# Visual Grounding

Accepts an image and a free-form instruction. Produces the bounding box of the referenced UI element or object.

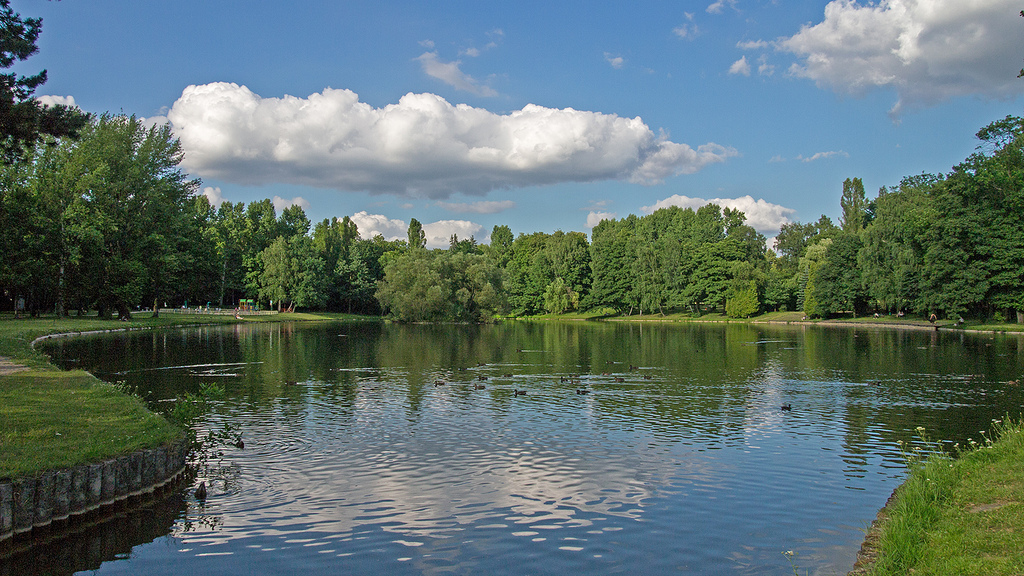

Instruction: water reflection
[20,322,1024,575]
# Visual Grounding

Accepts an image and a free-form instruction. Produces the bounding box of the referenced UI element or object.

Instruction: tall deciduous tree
[839,177,869,233]
[407,218,426,250]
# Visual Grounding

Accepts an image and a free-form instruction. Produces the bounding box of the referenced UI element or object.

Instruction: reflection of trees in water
[0,486,188,576]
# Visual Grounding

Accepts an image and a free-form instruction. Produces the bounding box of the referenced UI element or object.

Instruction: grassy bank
[854,418,1024,576]
[0,311,376,480]
[526,308,1024,333]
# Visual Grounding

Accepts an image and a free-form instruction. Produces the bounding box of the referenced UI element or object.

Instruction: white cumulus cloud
[641,194,796,234]
[350,211,407,242]
[776,0,1024,116]
[422,220,484,249]
[729,56,751,76]
[35,94,77,108]
[271,195,310,213]
[586,211,617,228]
[167,82,737,198]
[202,186,228,206]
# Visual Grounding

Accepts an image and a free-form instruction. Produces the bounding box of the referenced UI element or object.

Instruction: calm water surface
[17,321,1024,575]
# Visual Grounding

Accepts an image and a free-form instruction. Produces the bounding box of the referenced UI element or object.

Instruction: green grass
[0,310,379,480]
[527,308,1024,332]
[864,418,1024,576]
[0,369,181,480]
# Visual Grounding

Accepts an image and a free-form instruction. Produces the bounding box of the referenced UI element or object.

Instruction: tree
[859,175,937,314]
[839,177,869,233]
[488,224,513,267]
[543,276,579,315]
[243,199,280,296]
[278,204,310,238]
[212,201,251,307]
[56,115,201,318]
[375,250,504,322]
[725,280,759,318]
[587,217,634,312]
[725,260,761,318]
[258,235,329,311]
[811,233,866,317]
[407,218,426,250]
[258,237,290,310]
[1,0,89,161]
[798,239,831,317]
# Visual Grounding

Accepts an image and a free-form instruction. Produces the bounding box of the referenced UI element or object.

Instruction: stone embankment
[0,439,188,543]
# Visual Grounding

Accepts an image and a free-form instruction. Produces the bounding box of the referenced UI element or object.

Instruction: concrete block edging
[0,437,188,543]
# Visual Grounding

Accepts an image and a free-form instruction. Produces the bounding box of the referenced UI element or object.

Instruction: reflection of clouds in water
[187,375,725,547]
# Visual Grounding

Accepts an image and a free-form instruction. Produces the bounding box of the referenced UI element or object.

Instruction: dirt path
[0,356,29,376]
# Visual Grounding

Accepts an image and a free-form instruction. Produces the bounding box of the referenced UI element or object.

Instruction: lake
[16,320,1024,575]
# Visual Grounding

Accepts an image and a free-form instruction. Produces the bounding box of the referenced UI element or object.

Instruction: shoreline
[1,312,373,546]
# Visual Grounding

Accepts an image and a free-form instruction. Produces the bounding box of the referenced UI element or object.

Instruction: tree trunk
[117,302,133,321]
[152,296,160,318]
[219,258,227,307]
[1017,310,1023,324]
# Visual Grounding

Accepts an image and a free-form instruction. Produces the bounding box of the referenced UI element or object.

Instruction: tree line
[2,111,1022,323]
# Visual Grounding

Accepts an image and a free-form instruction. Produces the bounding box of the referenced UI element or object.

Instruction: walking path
[0,357,28,376]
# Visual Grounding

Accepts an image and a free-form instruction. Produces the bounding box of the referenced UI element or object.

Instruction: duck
[474,383,486,390]
[233,438,244,449]
[194,481,207,500]
[780,403,792,411]
[576,389,589,395]
[478,375,488,381]
[614,377,625,383]
[434,380,446,386]
[514,389,527,396]
[643,374,653,380]
[503,373,513,378]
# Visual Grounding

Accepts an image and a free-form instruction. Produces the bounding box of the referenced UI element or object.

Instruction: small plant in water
[781,550,806,576]
[169,382,240,460]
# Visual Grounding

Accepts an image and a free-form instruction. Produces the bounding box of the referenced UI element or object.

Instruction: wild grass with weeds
[866,417,1024,576]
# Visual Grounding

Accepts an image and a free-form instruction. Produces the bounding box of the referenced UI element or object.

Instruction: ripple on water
[34,321,1022,576]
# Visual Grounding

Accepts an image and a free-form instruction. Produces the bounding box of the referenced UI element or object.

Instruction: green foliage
[867,419,1024,576]
[1,0,90,161]
[543,276,579,314]
[258,235,330,311]
[859,175,938,314]
[725,279,759,318]
[810,233,865,317]
[488,224,513,267]
[407,217,426,250]
[840,177,869,233]
[2,106,1023,324]
[375,249,505,322]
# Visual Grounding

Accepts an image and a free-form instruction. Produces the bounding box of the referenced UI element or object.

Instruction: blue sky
[22,0,1024,247]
